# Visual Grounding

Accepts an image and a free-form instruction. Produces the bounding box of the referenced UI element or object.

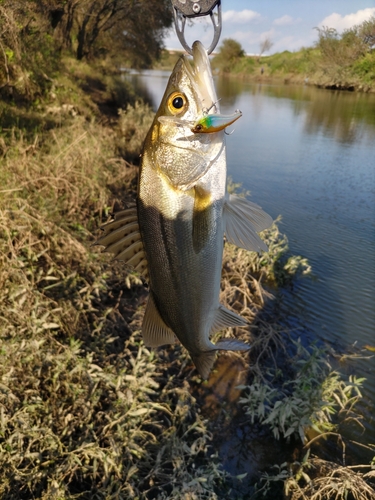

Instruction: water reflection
[216,77,375,145]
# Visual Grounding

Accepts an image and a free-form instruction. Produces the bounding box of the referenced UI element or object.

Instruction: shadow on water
[192,353,298,498]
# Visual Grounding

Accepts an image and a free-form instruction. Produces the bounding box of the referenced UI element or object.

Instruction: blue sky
[165,1,375,54]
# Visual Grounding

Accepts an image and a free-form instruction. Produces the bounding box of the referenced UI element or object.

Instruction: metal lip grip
[171,0,222,55]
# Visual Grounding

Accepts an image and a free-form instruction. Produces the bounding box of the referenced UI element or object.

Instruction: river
[124,69,375,475]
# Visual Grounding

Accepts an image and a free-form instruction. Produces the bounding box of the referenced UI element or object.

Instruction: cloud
[273,15,301,26]
[319,7,375,32]
[222,10,261,24]
[272,33,316,53]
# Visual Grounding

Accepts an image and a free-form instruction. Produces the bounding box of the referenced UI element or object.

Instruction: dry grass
[285,457,375,500]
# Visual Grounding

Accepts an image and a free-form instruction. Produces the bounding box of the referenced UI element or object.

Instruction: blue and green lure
[191,109,242,134]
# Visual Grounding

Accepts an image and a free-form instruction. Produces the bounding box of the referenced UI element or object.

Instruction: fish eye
[168,92,187,114]
[173,96,184,108]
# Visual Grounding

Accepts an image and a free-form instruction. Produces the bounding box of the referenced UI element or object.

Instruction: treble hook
[171,0,222,55]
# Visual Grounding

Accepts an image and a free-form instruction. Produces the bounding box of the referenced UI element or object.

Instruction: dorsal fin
[95,208,149,280]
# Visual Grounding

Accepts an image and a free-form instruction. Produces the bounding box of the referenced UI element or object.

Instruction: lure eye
[167,92,187,114]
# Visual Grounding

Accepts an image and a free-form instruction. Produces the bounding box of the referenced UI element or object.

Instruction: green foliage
[212,38,246,73]
[239,340,365,443]
[353,51,375,83]
[264,48,320,75]
[358,15,375,48]
[0,2,60,100]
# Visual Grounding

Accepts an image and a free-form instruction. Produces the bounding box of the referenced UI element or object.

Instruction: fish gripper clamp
[171,0,222,55]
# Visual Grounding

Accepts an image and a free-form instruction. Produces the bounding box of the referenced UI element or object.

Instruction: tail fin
[190,340,250,380]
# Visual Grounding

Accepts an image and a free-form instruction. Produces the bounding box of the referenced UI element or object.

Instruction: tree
[0,0,173,100]
[212,38,245,73]
[52,0,173,65]
[315,25,368,67]
[358,15,375,48]
[258,37,273,61]
[0,1,60,98]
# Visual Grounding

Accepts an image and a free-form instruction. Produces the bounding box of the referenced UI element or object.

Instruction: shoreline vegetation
[156,18,375,93]
[1,3,374,499]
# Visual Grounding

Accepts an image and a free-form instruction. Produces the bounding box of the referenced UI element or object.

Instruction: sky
[165,1,375,54]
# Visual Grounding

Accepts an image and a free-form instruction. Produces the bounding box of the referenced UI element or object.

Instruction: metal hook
[172,1,222,55]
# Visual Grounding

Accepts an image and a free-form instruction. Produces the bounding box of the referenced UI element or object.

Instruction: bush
[212,38,246,73]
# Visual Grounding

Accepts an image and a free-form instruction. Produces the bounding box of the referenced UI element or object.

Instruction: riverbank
[1,57,374,499]
[155,47,375,93]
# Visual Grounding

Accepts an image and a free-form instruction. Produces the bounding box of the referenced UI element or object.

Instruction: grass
[0,58,374,499]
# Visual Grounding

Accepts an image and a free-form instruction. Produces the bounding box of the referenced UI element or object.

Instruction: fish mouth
[189,41,218,114]
[159,41,242,134]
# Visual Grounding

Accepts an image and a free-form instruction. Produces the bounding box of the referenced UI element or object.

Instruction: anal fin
[190,351,217,380]
[210,305,249,334]
[142,293,176,348]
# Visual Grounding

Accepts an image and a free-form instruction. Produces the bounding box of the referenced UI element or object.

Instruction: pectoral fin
[142,293,176,347]
[223,194,273,252]
[210,305,249,334]
[192,185,213,254]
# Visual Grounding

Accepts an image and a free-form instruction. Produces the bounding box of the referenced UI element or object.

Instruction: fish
[96,41,272,379]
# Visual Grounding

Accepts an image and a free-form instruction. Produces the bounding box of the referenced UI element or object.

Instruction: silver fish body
[97,41,272,379]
